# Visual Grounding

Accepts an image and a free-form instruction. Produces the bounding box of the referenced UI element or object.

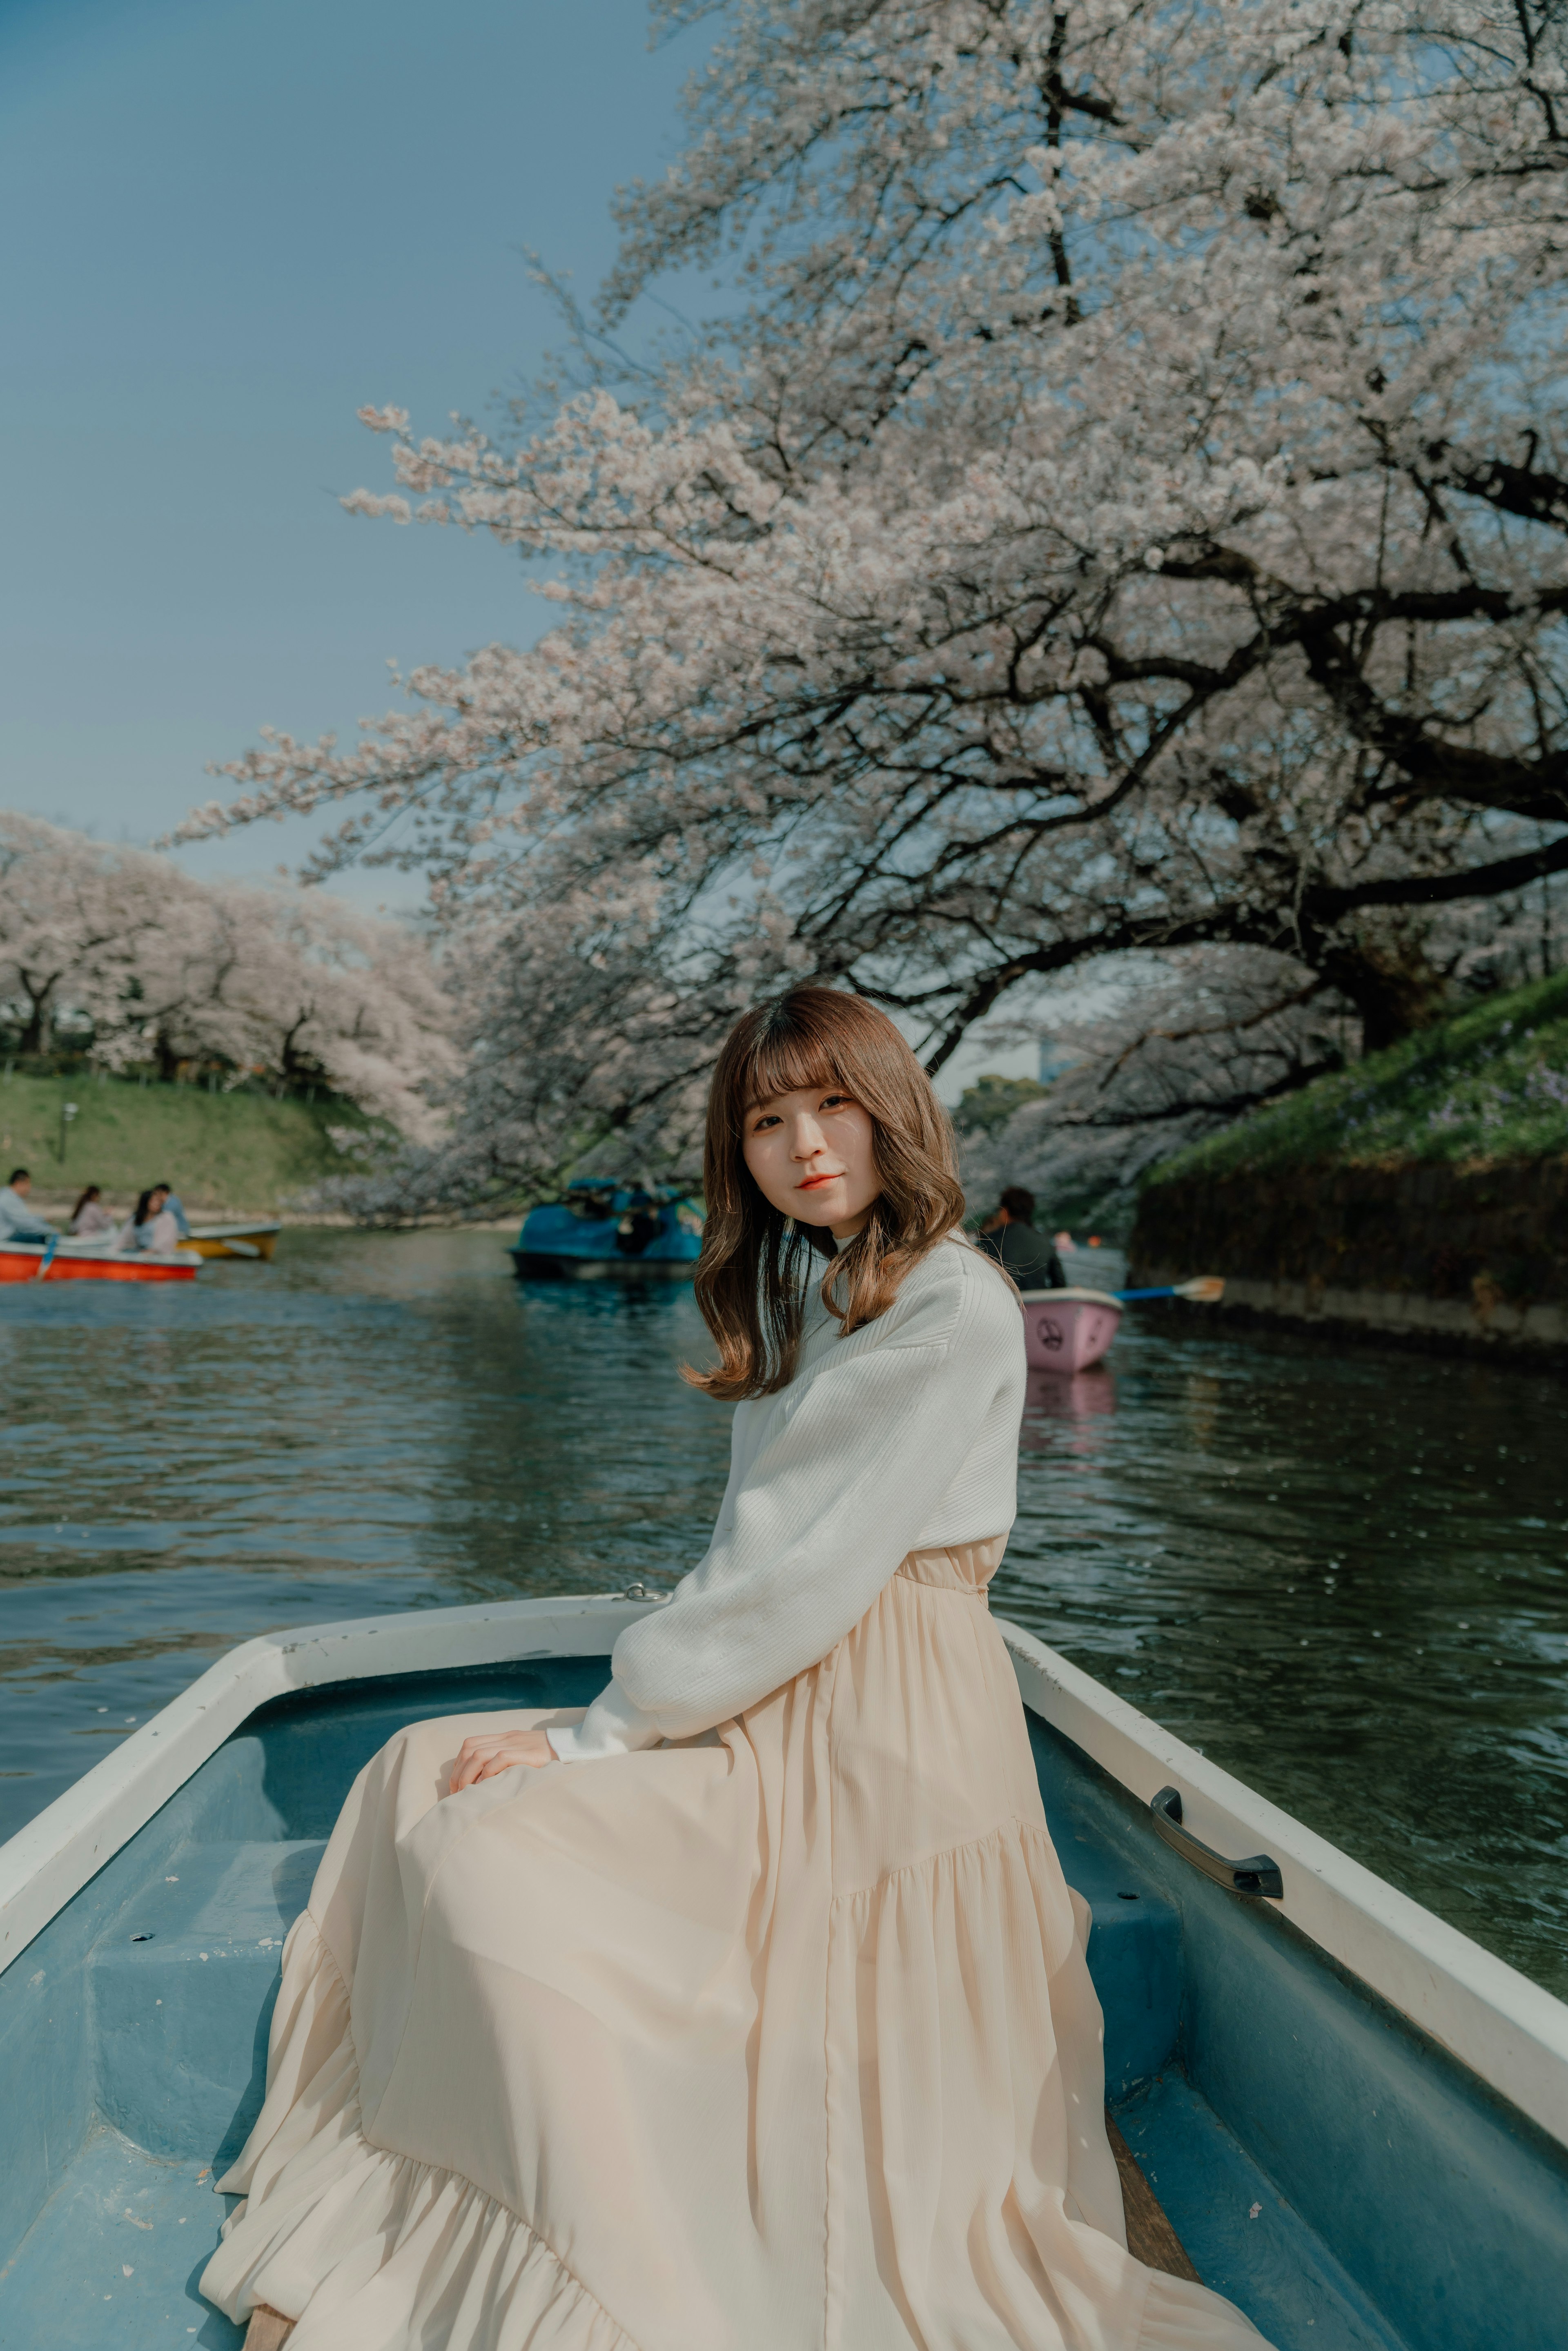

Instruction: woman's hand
[446,1725,557,1795]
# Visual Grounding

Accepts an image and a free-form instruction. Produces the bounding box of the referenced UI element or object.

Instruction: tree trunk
[12,976,55,1055]
[16,1000,50,1054]
[1319,934,1448,1054]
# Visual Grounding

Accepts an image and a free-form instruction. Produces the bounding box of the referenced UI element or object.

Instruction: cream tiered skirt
[202,1542,1268,2349]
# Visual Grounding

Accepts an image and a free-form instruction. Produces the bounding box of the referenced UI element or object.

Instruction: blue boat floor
[0,2079,1406,2351]
[1114,2075,1407,2351]
[0,2124,242,2350]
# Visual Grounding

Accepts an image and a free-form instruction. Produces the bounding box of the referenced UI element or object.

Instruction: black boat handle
[1150,1787,1283,1900]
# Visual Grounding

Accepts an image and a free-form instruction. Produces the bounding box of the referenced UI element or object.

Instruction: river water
[2,1230,1564,1995]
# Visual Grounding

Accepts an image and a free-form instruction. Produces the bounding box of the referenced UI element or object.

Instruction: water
[2,1230,1564,1996]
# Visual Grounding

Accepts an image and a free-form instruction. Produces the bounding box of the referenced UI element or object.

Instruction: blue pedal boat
[510,1182,703,1277]
[1,1597,1565,2349]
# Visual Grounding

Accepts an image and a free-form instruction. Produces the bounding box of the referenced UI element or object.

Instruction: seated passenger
[69,1184,118,1238]
[156,1183,192,1239]
[976,1185,1067,1289]
[0,1168,56,1243]
[118,1184,183,1255]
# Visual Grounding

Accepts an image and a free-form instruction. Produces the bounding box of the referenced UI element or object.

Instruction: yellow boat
[183,1221,282,1261]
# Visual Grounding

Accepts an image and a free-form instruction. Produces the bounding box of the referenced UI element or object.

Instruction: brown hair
[688,987,967,1401]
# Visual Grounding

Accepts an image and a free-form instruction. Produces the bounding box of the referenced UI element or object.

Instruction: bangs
[737,1023,840,1114]
[693,986,967,1397]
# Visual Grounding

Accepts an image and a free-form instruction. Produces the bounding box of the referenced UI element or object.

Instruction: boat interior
[1,1654,1564,2350]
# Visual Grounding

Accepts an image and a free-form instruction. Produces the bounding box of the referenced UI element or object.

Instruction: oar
[220,1239,261,1258]
[32,1235,58,1282]
[1114,1276,1225,1304]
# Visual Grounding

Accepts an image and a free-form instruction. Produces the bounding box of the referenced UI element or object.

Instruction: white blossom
[0,814,455,1137]
[175,0,1568,1198]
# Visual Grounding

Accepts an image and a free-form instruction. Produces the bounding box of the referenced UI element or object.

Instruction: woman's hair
[131,1186,163,1226]
[688,987,966,1400]
[71,1186,100,1221]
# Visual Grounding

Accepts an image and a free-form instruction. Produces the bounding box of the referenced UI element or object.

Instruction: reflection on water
[1020,1366,1118,1433]
[2,1230,1565,1995]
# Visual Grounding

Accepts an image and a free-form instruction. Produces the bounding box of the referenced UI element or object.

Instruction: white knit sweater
[549,1233,1026,1762]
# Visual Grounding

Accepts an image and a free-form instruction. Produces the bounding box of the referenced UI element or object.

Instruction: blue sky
[0,0,697,891]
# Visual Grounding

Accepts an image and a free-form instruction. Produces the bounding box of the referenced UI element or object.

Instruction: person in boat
[117,1184,183,1255]
[69,1184,118,1238]
[157,1181,193,1239]
[0,1168,56,1243]
[205,987,1269,2351]
[977,1183,1068,1289]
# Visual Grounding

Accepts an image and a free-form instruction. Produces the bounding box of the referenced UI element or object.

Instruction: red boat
[0,1237,200,1285]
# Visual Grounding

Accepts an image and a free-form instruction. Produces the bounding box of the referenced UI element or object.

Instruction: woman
[69,1184,117,1238]
[118,1183,181,1254]
[205,988,1268,2351]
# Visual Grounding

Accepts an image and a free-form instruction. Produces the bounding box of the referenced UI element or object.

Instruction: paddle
[1114,1276,1225,1304]
[222,1239,262,1258]
[31,1236,58,1282]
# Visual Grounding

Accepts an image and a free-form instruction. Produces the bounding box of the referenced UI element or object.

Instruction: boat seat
[88,1839,325,2163]
[1057,1829,1182,2098]
[1061,1837,1211,2288]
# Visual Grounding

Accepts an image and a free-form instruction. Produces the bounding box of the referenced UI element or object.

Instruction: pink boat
[1018,1286,1123,1373]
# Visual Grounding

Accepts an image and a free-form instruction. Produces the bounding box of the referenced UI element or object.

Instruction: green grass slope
[0,1072,383,1216]
[1148,970,1568,1187]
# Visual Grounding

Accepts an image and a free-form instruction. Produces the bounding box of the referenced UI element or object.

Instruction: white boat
[0,1596,1564,2345]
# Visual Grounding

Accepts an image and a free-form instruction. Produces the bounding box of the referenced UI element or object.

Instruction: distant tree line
[0,813,455,1137]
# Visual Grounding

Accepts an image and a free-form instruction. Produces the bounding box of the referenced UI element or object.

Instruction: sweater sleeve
[549,1250,1019,1760]
[547,1673,665,1763]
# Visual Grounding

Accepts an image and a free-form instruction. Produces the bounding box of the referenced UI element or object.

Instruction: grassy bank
[1150,969,1568,1187]
[1130,974,1568,1333]
[0,1071,383,1217]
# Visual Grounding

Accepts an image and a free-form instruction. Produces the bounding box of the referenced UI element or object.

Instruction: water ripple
[1,1231,1564,1993]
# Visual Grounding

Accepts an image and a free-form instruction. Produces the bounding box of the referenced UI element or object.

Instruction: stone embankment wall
[1129,1158,1568,1359]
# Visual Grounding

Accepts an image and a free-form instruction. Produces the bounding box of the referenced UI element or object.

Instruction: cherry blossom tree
[0,814,155,1054]
[962,872,1568,1231]
[177,0,1568,1191]
[0,814,454,1136]
[956,949,1355,1233]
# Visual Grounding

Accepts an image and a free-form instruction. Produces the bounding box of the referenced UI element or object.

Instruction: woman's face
[149,1188,169,1213]
[742,1081,880,1241]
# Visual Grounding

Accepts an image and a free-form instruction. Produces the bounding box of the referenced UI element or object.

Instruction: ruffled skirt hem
[201,1912,636,2351]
